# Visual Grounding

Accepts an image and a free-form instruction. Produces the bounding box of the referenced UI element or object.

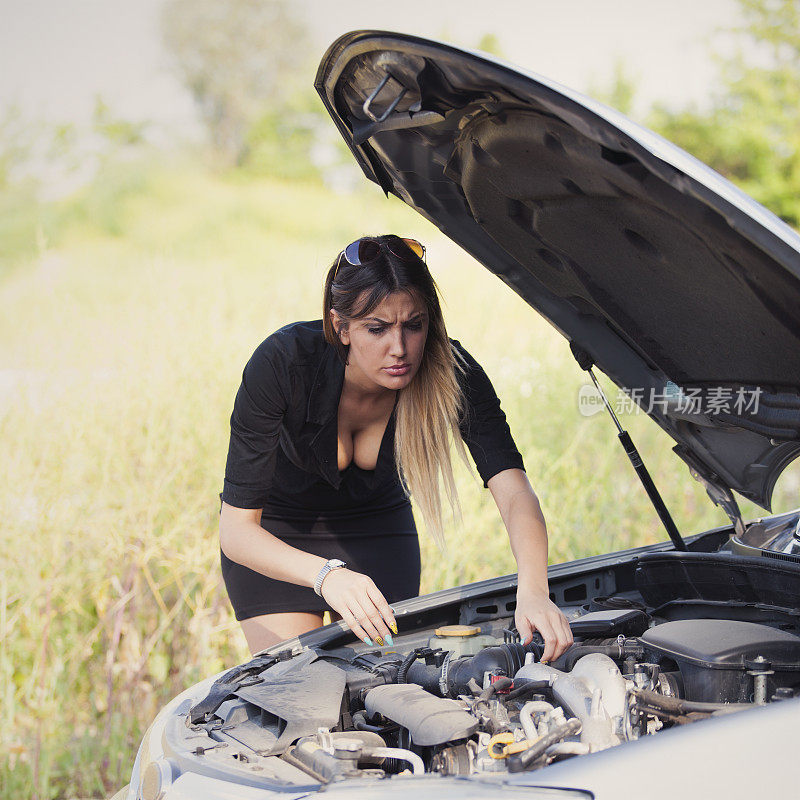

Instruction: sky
[0,0,742,133]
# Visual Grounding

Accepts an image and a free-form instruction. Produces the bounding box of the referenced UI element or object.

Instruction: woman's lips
[383,364,411,376]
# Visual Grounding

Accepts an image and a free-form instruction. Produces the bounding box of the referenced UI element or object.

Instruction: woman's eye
[404,321,423,331]
[368,326,385,335]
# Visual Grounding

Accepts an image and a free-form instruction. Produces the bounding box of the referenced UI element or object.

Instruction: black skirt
[221,458,421,620]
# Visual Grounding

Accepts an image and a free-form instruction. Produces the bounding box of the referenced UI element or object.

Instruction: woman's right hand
[320,568,397,646]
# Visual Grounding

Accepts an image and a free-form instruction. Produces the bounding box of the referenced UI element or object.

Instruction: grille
[762,549,800,565]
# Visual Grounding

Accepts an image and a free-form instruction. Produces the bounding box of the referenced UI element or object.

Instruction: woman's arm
[219,502,397,645]
[487,468,573,662]
[220,503,328,586]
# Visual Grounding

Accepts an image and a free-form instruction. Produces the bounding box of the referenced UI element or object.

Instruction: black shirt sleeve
[452,339,526,487]
[222,338,289,508]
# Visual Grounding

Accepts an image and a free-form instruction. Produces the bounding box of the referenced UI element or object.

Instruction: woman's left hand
[515,588,573,663]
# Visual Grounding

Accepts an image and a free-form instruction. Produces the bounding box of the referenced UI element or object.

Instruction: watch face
[329,559,346,568]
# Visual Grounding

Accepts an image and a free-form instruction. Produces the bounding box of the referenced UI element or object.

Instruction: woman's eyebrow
[364,312,427,324]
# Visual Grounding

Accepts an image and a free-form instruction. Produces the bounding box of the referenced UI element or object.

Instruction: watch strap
[313,559,346,596]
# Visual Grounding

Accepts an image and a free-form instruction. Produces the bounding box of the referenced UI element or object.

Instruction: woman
[219,234,572,660]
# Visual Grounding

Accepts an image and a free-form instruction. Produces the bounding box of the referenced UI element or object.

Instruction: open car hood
[315,31,800,521]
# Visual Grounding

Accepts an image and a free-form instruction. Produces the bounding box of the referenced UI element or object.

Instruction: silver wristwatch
[313,558,347,596]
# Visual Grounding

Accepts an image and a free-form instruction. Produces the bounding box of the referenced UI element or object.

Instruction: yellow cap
[434,625,481,637]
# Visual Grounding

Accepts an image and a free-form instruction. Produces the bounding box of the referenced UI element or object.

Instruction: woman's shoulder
[240,320,332,407]
[448,337,500,399]
[250,319,328,368]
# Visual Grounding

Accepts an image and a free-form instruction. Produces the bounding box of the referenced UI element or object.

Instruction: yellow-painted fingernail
[390,622,398,635]
[375,636,385,646]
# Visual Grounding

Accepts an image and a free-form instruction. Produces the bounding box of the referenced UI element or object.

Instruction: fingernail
[363,637,373,646]
[389,622,398,635]
[385,634,394,646]
[374,636,385,646]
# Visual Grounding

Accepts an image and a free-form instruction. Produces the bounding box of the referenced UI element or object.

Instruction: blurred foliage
[0,183,47,276]
[0,127,160,280]
[92,97,147,147]
[161,0,309,165]
[476,33,504,57]
[0,106,31,190]
[592,59,638,116]
[649,0,800,226]
[244,90,329,181]
[0,109,58,275]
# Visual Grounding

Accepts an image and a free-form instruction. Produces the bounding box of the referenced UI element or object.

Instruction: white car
[115,31,800,800]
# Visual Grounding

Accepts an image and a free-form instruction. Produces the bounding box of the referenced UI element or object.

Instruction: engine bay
[177,545,800,787]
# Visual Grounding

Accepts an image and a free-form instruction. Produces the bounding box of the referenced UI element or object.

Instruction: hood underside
[315,31,800,514]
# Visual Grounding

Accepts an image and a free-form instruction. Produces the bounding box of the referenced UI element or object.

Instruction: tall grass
[1,162,798,798]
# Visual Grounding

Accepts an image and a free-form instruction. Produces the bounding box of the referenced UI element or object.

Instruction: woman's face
[332,290,429,393]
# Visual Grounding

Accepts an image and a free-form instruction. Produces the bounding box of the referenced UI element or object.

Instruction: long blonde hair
[323,235,469,548]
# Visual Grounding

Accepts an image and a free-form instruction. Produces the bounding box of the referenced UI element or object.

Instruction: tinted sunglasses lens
[386,237,425,262]
[343,236,425,266]
[357,239,381,264]
[401,238,425,259]
[343,239,363,265]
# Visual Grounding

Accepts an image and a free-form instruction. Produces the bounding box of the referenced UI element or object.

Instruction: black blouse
[222,320,525,510]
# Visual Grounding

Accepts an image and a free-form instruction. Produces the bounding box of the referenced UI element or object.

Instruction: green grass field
[2,160,798,798]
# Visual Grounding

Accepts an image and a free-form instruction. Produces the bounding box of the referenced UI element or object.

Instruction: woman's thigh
[239,610,342,655]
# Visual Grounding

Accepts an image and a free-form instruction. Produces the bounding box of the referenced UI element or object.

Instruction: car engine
[180,602,800,786]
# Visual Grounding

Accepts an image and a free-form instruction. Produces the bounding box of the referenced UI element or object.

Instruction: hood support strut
[571,343,687,551]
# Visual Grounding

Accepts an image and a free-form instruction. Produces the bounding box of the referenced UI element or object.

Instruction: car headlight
[127,672,222,800]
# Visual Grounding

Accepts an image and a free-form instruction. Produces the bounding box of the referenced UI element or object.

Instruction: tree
[649,0,800,227]
[161,0,308,165]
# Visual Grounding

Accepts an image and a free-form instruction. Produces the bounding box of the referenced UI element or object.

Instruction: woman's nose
[388,327,406,357]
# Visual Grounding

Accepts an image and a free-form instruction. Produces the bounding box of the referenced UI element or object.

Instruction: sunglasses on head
[334,236,426,279]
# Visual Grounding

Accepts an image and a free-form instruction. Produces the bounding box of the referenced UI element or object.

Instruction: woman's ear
[329,309,350,345]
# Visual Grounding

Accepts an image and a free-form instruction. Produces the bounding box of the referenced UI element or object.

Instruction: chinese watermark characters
[577,382,762,418]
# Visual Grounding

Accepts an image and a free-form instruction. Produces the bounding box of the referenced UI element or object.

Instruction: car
[114,31,800,800]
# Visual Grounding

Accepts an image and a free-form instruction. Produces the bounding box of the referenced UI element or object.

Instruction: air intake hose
[406,643,542,697]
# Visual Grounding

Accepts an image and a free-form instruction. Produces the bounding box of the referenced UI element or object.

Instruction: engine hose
[445,643,542,696]
[479,676,514,701]
[472,676,516,735]
[576,637,617,646]
[554,640,644,672]
[555,645,622,672]
[405,643,541,697]
[519,700,555,741]
[504,680,552,702]
[506,718,582,773]
[352,711,390,733]
[362,747,424,775]
[547,741,590,758]
[632,688,753,715]
[397,648,428,684]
